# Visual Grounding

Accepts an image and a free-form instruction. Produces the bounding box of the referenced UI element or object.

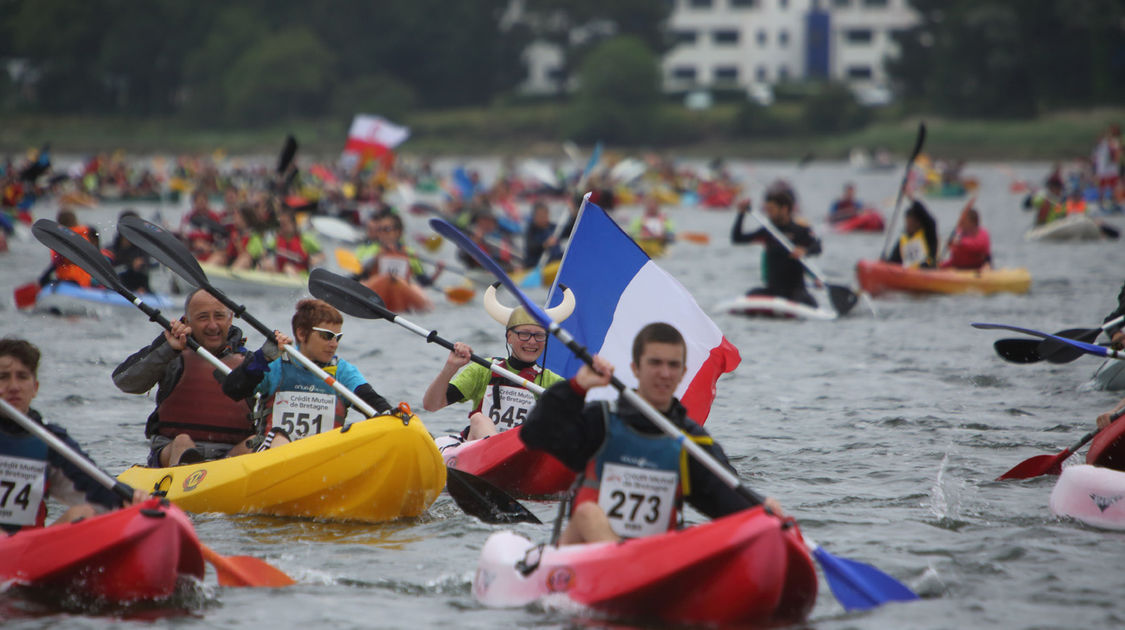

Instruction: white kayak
[1091,359,1125,391]
[714,295,837,321]
[1049,464,1125,530]
[1024,215,1105,241]
[309,215,363,244]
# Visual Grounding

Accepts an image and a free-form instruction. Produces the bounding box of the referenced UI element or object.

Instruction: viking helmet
[483,282,576,330]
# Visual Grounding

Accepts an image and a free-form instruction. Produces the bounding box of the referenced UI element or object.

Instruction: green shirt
[449,360,564,412]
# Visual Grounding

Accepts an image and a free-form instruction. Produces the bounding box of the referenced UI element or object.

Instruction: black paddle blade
[1038,328,1102,364]
[31,220,123,291]
[909,122,927,162]
[827,284,858,317]
[445,467,541,525]
[277,135,297,175]
[993,338,1043,363]
[308,268,391,321]
[118,215,209,289]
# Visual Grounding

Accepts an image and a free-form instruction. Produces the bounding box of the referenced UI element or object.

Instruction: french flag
[543,200,740,424]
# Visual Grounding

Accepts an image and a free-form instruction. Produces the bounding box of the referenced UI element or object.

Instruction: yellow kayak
[198,262,308,290]
[117,412,445,523]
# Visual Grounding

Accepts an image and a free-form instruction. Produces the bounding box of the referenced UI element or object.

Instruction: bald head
[184,289,232,353]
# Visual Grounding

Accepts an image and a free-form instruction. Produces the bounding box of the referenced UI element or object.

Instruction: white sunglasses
[310,327,343,342]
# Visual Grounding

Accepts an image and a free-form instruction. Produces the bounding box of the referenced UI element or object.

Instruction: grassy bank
[2,106,1120,161]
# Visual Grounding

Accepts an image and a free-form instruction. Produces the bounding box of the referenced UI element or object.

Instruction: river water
[2,159,1123,629]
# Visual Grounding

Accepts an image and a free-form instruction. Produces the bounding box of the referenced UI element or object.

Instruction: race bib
[597,462,677,538]
[271,390,335,440]
[379,256,411,279]
[901,237,927,267]
[487,386,537,431]
[0,454,47,527]
[643,217,665,238]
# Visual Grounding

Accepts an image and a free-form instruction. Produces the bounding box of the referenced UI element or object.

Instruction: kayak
[635,237,667,258]
[198,262,308,293]
[31,281,175,316]
[0,498,204,602]
[441,426,575,496]
[855,259,1031,295]
[117,412,445,523]
[362,274,433,313]
[472,506,818,626]
[714,295,836,320]
[1024,215,1105,241]
[1049,416,1125,530]
[1091,359,1125,391]
[830,209,885,233]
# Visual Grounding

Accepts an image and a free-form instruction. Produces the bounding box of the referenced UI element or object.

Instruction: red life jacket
[274,234,309,271]
[53,225,94,287]
[154,349,254,443]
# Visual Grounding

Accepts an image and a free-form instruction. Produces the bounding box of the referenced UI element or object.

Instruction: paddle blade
[421,234,443,252]
[519,267,542,288]
[809,543,918,612]
[993,339,1042,364]
[308,268,392,320]
[1038,328,1102,364]
[996,452,1066,480]
[276,135,297,175]
[445,467,541,525]
[14,282,39,309]
[827,284,858,317]
[118,215,209,288]
[334,248,362,275]
[679,231,711,245]
[201,544,295,588]
[444,285,475,304]
[32,219,123,291]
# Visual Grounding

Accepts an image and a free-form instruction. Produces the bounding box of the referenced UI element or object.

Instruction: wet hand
[1097,410,1121,430]
[1111,331,1125,349]
[575,355,614,391]
[164,319,191,351]
[762,496,784,517]
[790,246,806,260]
[448,342,472,368]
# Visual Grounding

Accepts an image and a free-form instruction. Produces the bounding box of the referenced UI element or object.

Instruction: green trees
[565,36,661,143]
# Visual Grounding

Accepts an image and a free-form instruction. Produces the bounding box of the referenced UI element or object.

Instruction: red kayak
[473,506,818,625]
[830,209,885,233]
[1087,414,1125,469]
[0,498,205,602]
[442,425,575,496]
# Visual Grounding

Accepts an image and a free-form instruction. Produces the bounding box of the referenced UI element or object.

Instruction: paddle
[972,322,1125,361]
[0,399,294,588]
[749,209,858,317]
[678,231,711,245]
[879,123,927,261]
[997,407,1125,480]
[431,216,919,612]
[333,247,474,305]
[117,216,379,426]
[13,281,39,309]
[1035,315,1124,363]
[992,338,1044,364]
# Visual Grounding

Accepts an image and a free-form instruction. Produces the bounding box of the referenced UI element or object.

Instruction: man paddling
[732,189,822,308]
[113,289,258,467]
[2,338,146,534]
[520,323,781,545]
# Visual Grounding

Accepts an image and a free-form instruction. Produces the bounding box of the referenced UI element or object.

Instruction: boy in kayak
[422,284,575,445]
[113,289,258,467]
[520,323,781,544]
[886,201,938,268]
[222,298,393,448]
[1,338,147,534]
[732,189,822,307]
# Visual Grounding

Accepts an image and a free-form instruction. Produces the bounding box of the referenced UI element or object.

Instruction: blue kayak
[34,282,175,315]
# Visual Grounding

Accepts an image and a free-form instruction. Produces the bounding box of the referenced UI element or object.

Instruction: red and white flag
[343,114,410,164]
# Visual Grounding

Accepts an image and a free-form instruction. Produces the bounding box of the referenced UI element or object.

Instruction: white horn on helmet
[483,282,577,328]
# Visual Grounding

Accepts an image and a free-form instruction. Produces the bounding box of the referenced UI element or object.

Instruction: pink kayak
[472,506,818,625]
[442,425,575,496]
[1048,416,1125,530]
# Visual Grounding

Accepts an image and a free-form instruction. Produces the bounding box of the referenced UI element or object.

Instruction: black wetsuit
[731,213,822,307]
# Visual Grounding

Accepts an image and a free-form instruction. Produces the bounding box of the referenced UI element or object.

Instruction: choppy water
[2,160,1124,629]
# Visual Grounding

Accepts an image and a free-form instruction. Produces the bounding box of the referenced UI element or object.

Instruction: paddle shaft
[0,399,134,503]
[748,209,831,286]
[973,322,1125,360]
[880,123,927,261]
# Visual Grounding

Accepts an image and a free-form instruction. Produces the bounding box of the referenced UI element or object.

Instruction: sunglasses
[510,330,547,342]
[311,327,343,342]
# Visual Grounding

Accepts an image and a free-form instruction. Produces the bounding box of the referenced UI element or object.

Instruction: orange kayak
[856,259,1031,295]
[362,274,433,313]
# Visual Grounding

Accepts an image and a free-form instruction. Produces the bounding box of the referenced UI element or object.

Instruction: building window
[779,29,789,47]
[755,66,768,81]
[713,29,740,45]
[714,66,739,83]
[845,28,873,44]
[729,0,757,7]
[756,29,768,45]
[672,66,698,82]
[832,0,850,6]
[846,65,873,79]
[778,65,790,80]
[674,29,698,45]
[862,0,888,7]
[689,0,713,7]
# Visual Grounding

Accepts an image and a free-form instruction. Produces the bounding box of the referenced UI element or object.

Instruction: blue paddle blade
[519,267,542,289]
[810,544,919,612]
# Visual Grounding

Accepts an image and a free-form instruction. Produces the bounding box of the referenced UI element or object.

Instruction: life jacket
[470,358,546,432]
[897,231,931,268]
[573,401,688,539]
[274,234,309,270]
[1065,198,1087,216]
[0,427,50,531]
[259,354,347,440]
[154,349,254,443]
[53,225,94,287]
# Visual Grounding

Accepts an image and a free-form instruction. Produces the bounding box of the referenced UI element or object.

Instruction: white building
[518,0,918,103]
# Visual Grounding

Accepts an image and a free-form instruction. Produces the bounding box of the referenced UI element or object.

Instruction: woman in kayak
[886,200,938,268]
[1,338,146,534]
[939,205,991,270]
[422,284,575,446]
[731,189,822,308]
[520,323,782,544]
[222,298,393,449]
